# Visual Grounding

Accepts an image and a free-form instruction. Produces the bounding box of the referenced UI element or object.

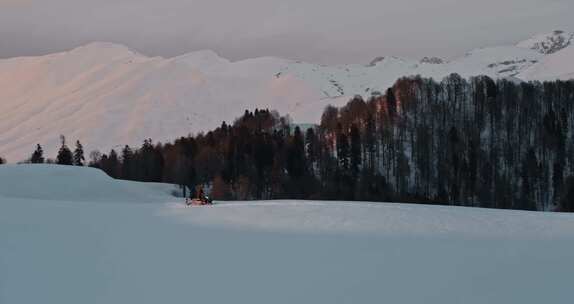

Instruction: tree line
[26,135,85,166]
[16,74,574,212]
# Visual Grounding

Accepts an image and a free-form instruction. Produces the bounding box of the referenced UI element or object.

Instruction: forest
[24,74,574,212]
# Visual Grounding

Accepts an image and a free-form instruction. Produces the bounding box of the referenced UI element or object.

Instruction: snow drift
[0,164,179,203]
[0,31,573,162]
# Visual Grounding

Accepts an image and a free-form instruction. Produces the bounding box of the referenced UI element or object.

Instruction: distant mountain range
[0,31,573,162]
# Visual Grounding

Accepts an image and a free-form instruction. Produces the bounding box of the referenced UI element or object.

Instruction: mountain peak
[67,42,142,59]
[173,49,229,67]
[517,30,574,54]
[71,42,133,53]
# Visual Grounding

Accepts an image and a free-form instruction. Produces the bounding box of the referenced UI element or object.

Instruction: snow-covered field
[1,31,573,162]
[1,165,574,303]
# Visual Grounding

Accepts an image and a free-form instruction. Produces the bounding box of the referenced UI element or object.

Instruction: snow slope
[164,200,574,238]
[0,32,573,162]
[518,45,574,81]
[0,164,180,203]
[517,30,574,54]
[1,165,574,303]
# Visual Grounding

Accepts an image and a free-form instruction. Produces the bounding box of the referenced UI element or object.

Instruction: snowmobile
[185,195,213,206]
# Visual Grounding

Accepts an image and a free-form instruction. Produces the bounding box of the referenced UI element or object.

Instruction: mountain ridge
[0,31,573,162]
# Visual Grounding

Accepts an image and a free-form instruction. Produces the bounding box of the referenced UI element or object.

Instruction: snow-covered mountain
[518,45,574,81]
[516,30,573,54]
[0,31,573,162]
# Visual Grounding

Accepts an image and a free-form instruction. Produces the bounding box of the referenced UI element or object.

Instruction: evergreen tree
[286,126,306,179]
[30,144,45,164]
[139,139,162,182]
[73,140,85,166]
[98,150,120,178]
[121,145,134,179]
[56,135,73,165]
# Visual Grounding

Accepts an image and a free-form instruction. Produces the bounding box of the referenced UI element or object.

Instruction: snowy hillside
[516,30,573,54]
[0,31,573,162]
[1,164,574,303]
[0,164,180,203]
[518,45,574,81]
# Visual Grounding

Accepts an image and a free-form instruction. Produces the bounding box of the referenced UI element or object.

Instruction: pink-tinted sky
[0,0,572,64]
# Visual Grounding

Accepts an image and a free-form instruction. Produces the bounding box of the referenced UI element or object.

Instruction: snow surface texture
[0,31,573,162]
[1,165,574,303]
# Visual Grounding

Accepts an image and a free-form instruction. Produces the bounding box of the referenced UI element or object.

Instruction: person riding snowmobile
[185,186,213,206]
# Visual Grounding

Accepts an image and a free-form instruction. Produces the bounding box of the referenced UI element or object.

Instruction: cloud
[0,0,572,64]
